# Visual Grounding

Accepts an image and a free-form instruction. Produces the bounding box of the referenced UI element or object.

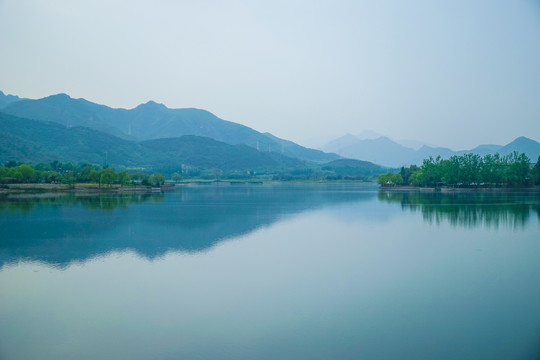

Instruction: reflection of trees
[378,191,540,230]
[0,193,164,213]
[0,185,376,268]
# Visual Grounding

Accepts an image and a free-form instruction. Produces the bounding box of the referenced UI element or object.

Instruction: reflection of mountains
[0,184,376,268]
[378,191,540,229]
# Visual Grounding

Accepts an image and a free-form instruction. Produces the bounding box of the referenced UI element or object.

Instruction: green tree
[117,171,131,187]
[78,166,94,182]
[441,157,460,185]
[391,173,403,185]
[460,153,481,185]
[400,165,418,185]
[532,156,540,185]
[377,173,391,186]
[89,169,101,186]
[378,172,402,186]
[47,171,63,183]
[480,154,496,185]
[505,152,530,187]
[16,164,35,183]
[151,173,165,187]
[0,167,8,182]
[172,173,183,183]
[100,168,116,188]
[410,170,428,187]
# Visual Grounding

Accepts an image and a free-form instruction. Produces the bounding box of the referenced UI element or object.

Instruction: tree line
[378,152,540,188]
[0,161,169,187]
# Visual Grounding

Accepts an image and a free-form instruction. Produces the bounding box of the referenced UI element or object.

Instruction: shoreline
[0,183,156,195]
[379,185,540,193]
[5,182,538,195]
[0,180,378,194]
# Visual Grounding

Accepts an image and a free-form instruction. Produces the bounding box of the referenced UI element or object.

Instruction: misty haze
[1,1,539,360]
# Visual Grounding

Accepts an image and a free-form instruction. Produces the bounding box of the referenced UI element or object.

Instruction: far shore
[0,183,157,195]
[379,185,540,192]
[0,180,379,194]
[2,182,539,196]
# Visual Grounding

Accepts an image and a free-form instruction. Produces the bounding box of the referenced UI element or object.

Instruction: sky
[1,0,539,150]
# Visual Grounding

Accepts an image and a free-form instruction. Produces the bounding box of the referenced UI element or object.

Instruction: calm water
[1,184,539,360]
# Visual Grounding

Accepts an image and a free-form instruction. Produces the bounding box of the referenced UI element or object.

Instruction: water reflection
[0,192,164,213]
[0,184,376,268]
[2,185,538,269]
[378,190,540,229]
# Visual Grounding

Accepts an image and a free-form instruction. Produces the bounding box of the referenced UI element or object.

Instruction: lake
[1,184,539,359]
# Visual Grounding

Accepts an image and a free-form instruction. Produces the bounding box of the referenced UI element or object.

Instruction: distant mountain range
[0,91,24,108]
[0,112,301,171]
[2,90,537,171]
[0,92,338,163]
[321,134,540,167]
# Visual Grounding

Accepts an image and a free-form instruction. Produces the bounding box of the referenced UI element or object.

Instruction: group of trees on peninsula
[378,152,540,187]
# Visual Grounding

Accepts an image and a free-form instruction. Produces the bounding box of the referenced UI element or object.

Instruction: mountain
[394,139,428,150]
[0,91,24,108]
[2,93,339,163]
[139,137,280,170]
[322,158,392,176]
[0,112,297,171]
[497,136,540,161]
[412,145,456,164]
[320,133,362,154]
[337,137,417,168]
[263,132,337,162]
[322,134,540,167]
[466,144,503,157]
[2,93,132,139]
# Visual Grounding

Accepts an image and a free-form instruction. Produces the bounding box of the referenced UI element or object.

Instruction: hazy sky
[1,0,539,150]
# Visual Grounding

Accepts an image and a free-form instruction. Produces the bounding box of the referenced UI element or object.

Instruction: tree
[15,164,35,183]
[378,172,402,186]
[400,165,418,185]
[391,173,403,185]
[78,166,94,182]
[151,173,165,187]
[47,171,63,183]
[172,173,183,183]
[505,152,530,187]
[89,169,101,186]
[377,173,391,186]
[117,171,130,187]
[480,154,496,185]
[441,157,460,185]
[0,167,8,179]
[410,170,428,187]
[532,156,540,185]
[460,153,481,185]
[100,168,116,187]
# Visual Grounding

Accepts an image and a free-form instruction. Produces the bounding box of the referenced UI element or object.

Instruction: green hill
[0,112,299,171]
[2,93,339,162]
[322,158,391,176]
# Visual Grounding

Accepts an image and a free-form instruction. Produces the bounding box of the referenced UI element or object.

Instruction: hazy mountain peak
[0,90,24,108]
[136,100,168,110]
[48,93,72,99]
[373,136,394,143]
[512,136,533,143]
